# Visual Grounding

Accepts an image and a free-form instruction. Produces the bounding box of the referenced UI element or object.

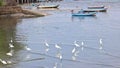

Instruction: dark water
[0,0,120,68]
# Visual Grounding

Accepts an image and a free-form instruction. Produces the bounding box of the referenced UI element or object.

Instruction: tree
[5,0,17,6]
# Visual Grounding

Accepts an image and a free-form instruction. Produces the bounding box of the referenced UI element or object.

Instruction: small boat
[72,10,96,16]
[84,8,107,12]
[37,4,59,8]
[88,5,105,9]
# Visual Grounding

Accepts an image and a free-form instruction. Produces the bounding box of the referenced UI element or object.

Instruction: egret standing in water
[55,44,63,62]
[6,52,13,56]
[81,41,84,51]
[0,59,7,64]
[74,41,80,47]
[10,39,13,43]
[45,41,49,47]
[9,43,14,48]
[25,46,31,51]
[6,49,14,57]
[99,38,103,50]
[72,47,76,54]
[55,44,62,50]
[44,41,50,54]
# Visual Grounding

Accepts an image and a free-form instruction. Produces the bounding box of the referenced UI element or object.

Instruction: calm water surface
[0,0,120,68]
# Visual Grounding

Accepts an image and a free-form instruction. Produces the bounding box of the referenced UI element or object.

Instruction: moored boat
[88,5,105,9]
[71,10,96,16]
[37,4,59,8]
[84,8,107,12]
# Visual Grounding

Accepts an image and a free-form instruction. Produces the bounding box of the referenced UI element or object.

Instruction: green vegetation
[0,0,3,6]
[0,0,4,6]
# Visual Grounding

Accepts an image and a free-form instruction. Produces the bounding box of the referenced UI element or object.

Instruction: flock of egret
[0,39,14,65]
[0,38,103,65]
[1,38,120,68]
[43,38,104,61]
[0,38,33,65]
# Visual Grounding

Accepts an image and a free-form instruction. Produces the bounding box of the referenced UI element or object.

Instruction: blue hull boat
[72,12,96,16]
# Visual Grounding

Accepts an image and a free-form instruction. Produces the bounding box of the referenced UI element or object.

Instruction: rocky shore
[0,6,46,18]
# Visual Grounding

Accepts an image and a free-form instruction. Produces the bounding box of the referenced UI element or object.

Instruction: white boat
[37,4,59,8]
[88,5,105,9]
[84,8,107,12]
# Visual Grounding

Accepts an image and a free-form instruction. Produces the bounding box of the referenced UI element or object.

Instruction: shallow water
[0,0,120,68]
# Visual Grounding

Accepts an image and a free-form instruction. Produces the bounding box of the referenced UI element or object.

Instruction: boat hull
[88,6,105,9]
[72,12,96,16]
[84,8,107,12]
[37,5,59,8]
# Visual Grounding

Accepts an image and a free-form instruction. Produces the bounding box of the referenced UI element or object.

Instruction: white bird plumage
[72,47,76,54]
[59,54,62,60]
[0,59,7,64]
[81,41,84,51]
[99,38,103,50]
[81,41,84,46]
[9,43,14,48]
[25,46,31,51]
[6,52,13,56]
[45,42,49,47]
[10,39,13,43]
[74,41,80,47]
[55,44,61,49]
[100,38,103,45]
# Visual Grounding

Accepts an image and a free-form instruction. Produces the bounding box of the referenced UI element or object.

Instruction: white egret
[59,54,62,60]
[6,52,13,56]
[99,38,103,50]
[72,47,76,54]
[6,49,14,56]
[45,41,49,47]
[25,46,31,51]
[9,43,14,48]
[44,41,50,54]
[0,59,7,64]
[74,41,80,47]
[99,38,103,45]
[10,39,13,43]
[55,44,61,49]
[81,41,84,46]
[81,41,84,51]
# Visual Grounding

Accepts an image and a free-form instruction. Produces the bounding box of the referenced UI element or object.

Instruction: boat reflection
[71,15,97,22]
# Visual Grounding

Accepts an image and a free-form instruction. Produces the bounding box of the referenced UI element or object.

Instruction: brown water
[0,0,120,68]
